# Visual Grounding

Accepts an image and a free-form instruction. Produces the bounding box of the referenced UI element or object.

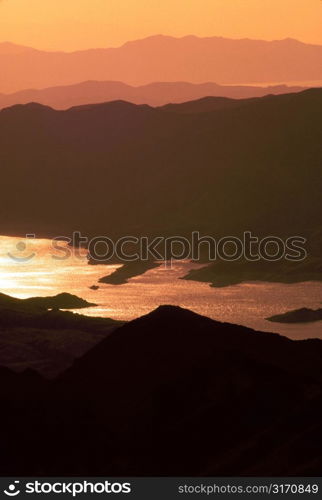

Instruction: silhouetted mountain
[0,80,307,110]
[1,306,321,475]
[160,95,249,113]
[0,89,321,279]
[1,35,322,93]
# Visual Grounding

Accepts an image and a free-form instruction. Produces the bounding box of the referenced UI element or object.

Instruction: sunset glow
[0,0,322,51]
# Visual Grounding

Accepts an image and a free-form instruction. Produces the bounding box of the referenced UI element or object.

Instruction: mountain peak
[0,41,34,54]
[68,99,153,114]
[115,304,226,334]
[145,304,209,321]
[0,101,54,115]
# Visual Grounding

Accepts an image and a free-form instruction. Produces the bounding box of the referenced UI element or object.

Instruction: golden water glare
[0,235,321,340]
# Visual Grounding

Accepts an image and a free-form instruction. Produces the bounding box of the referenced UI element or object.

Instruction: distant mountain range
[0,80,307,110]
[1,35,322,93]
[1,305,322,475]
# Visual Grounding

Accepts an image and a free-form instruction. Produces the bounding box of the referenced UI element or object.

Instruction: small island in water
[267,307,322,324]
[0,292,97,311]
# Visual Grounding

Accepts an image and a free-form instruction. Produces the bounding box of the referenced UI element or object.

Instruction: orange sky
[0,0,321,51]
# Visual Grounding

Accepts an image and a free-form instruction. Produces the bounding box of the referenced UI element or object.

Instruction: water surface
[1,235,321,340]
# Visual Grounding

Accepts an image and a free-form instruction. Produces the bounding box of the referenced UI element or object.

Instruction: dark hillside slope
[1,306,322,475]
[0,89,321,242]
[10,306,322,475]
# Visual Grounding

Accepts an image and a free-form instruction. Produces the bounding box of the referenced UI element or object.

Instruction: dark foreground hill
[0,294,121,377]
[1,306,321,475]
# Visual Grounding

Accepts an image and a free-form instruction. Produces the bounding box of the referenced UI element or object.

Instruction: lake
[0,235,321,340]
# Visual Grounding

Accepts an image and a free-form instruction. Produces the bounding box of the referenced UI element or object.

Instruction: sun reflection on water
[0,235,321,340]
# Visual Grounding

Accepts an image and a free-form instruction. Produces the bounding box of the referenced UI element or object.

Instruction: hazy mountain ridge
[0,41,37,55]
[0,80,307,110]
[1,34,322,93]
